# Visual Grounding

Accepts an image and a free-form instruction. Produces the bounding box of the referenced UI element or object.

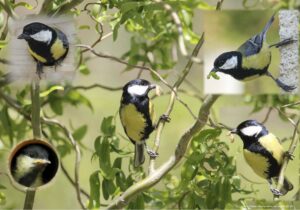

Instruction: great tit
[231,120,293,196]
[17,22,69,78]
[12,145,51,188]
[210,14,295,92]
[119,79,169,167]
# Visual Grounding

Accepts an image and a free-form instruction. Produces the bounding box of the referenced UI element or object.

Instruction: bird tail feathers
[261,14,275,40]
[274,177,293,195]
[134,143,145,167]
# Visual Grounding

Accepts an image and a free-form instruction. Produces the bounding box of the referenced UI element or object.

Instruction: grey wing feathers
[237,14,275,57]
[55,28,69,48]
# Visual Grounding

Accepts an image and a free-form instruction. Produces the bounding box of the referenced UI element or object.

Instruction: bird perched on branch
[209,14,295,92]
[230,120,293,196]
[119,79,169,167]
[17,22,69,78]
[12,145,51,187]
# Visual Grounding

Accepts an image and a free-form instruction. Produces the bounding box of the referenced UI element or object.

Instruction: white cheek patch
[220,56,238,70]
[16,155,35,174]
[30,30,52,44]
[240,125,262,137]
[128,85,148,96]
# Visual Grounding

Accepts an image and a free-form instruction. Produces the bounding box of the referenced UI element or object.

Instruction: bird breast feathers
[243,149,269,178]
[120,104,147,142]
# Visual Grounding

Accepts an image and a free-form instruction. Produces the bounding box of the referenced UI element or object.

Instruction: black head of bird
[12,145,51,187]
[18,22,55,44]
[122,79,156,98]
[211,51,242,77]
[230,119,268,144]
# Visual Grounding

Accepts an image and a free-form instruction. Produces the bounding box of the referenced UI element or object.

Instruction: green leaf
[113,22,120,41]
[0,106,13,145]
[120,2,146,13]
[128,194,145,209]
[79,64,90,75]
[73,125,88,141]
[0,41,7,49]
[102,178,116,200]
[194,129,222,143]
[94,136,102,156]
[88,171,101,209]
[101,116,115,136]
[13,2,35,10]
[40,86,64,98]
[98,137,116,179]
[78,25,91,30]
[56,144,72,158]
[49,99,63,115]
[0,192,6,206]
[0,184,6,190]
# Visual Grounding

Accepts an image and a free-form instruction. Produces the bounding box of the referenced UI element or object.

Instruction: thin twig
[261,107,273,124]
[23,78,41,210]
[281,101,300,108]
[73,84,122,91]
[149,90,176,175]
[80,2,106,53]
[216,0,225,10]
[60,162,90,199]
[274,117,300,200]
[42,118,86,209]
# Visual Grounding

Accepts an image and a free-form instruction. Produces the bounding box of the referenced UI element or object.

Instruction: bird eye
[28,153,35,158]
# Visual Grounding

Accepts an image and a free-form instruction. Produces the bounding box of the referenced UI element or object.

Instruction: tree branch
[72,84,122,91]
[274,116,300,200]
[107,94,219,209]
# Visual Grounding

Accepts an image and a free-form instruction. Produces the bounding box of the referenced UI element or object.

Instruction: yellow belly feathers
[50,38,66,60]
[120,101,155,143]
[243,133,284,179]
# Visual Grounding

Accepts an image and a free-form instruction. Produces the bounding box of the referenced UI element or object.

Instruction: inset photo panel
[202,10,299,94]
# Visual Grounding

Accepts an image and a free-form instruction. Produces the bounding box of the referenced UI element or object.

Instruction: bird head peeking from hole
[12,145,51,188]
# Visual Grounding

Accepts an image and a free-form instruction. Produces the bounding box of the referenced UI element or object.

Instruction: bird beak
[210,67,219,72]
[149,84,156,90]
[17,33,30,40]
[230,128,237,134]
[33,159,51,165]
